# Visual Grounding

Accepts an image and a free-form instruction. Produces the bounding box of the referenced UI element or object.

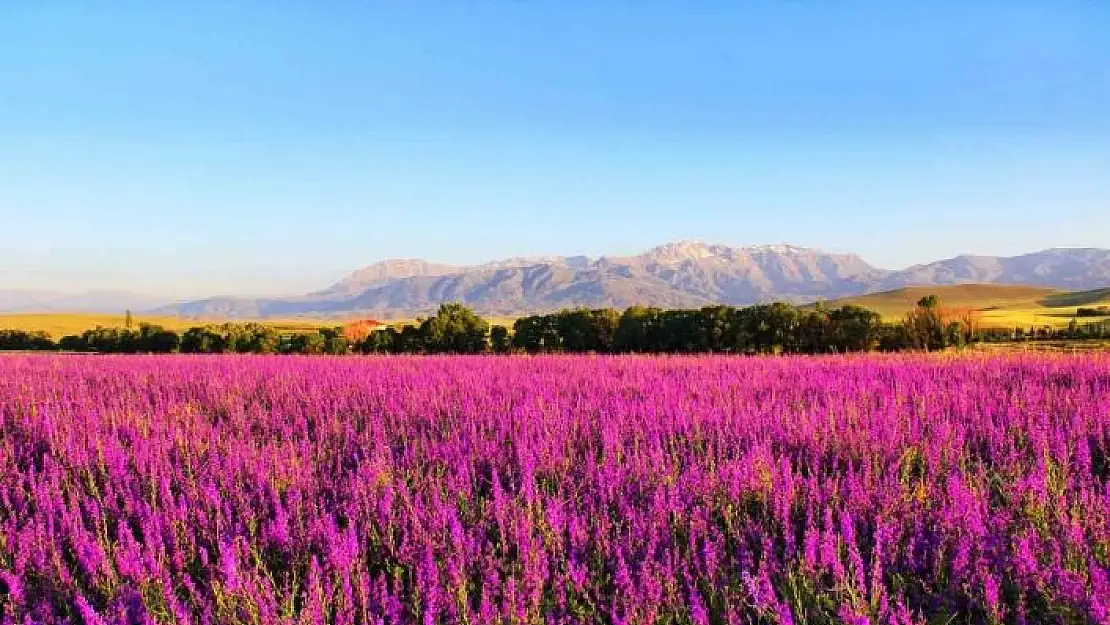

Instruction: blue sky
[2,2,1109,296]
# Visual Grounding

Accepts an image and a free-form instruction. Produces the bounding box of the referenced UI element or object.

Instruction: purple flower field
[0,354,1108,625]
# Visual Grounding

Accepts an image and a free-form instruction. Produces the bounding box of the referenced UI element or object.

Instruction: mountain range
[143,243,1110,319]
[0,290,172,314]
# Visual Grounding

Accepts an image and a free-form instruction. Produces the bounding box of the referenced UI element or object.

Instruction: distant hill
[813,284,1062,318]
[154,243,1110,319]
[1040,288,1110,308]
[816,284,1110,329]
[881,248,1110,291]
[0,290,171,314]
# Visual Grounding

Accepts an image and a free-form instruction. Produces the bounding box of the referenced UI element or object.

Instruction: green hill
[813,284,1110,329]
[1039,288,1110,307]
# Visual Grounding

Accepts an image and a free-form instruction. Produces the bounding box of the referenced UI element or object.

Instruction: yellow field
[3,290,1106,338]
[817,284,1110,329]
[969,339,1110,353]
[0,313,331,338]
[0,312,517,339]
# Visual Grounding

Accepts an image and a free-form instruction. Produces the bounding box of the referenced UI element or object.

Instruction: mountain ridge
[151,242,1110,319]
[0,290,172,314]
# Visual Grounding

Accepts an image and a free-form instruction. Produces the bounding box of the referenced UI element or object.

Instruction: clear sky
[2,2,1109,297]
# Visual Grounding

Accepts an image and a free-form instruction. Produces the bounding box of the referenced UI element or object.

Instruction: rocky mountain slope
[153,243,1110,318]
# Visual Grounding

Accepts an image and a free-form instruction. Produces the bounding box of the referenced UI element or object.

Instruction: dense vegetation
[1077,306,1110,318]
[1,297,1108,355]
[0,354,1107,624]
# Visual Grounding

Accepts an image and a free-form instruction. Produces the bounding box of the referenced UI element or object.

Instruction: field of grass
[0,312,331,338]
[4,288,1107,338]
[1041,287,1110,307]
[970,339,1110,353]
[0,312,516,340]
[818,284,1110,329]
[2,354,1108,623]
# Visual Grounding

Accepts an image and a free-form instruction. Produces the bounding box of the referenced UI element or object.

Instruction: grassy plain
[0,313,331,338]
[817,284,1110,329]
[4,288,1107,338]
[969,339,1110,353]
[0,312,517,338]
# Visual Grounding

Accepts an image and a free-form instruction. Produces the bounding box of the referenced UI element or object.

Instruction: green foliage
[489,325,512,354]
[50,323,182,354]
[284,332,326,355]
[358,304,493,355]
[180,323,280,354]
[420,303,489,354]
[180,326,223,353]
[509,302,886,355]
[397,325,426,354]
[735,302,801,354]
[361,327,398,354]
[828,305,883,352]
[135,323,181,353]
[1076,306,1110,317]
[615,305,666,353]
[513,314,563,353]
[877,323,915,352]
[511,309,620,354]
[7,297,1106,356]
[903,294,947,351]
[318,327,351,355]
[917,294,941,309]
[58,334,90,352]
[556,308,620,353]
[0,329,55,351]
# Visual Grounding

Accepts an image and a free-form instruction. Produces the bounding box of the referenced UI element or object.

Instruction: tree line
[1076,306,1110,318]
[1,297,1107,355]
[504,303,890,354]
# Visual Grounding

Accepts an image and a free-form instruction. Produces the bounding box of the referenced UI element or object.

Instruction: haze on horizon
[2,2,1109,297]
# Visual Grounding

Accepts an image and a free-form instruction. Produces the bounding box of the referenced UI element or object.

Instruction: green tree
[361,327,398,354]
[552,308,621,353]
[795,307,831,354]
[287,332,326,355]
[555,310,593,352]
[318,327,350,355]
[397,325,426,353]
[135,323,180,353]
[877,323,914,351]
[489,325,512,354]
[695,306,734,352]
[658,309,704,353]
[512,315,561,353]
[917,294,940,309]
[181,326,225,353]
[58,334,89,352]
[828,305,882,352]
[615,306,665,352]
[79,326,137,353]
[242,323,282,354]
[903,295,946,351]
[735,303,799,354]
[0,330,56,351]
[419,303,489,354]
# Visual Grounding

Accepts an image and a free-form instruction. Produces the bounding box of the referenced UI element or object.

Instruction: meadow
[0,313,331,338]
[0,354,1107,624]
[822,285,1110,330]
